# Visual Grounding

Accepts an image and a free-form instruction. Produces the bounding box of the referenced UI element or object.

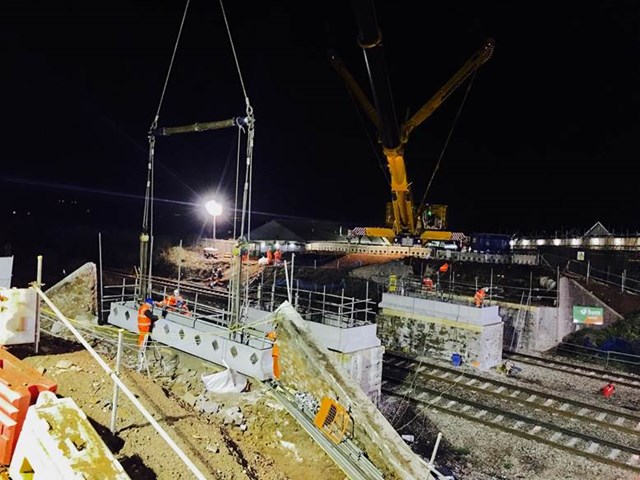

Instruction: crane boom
[328,50,379,129]
[401,38,495,143]
[339,0,493,242]
[351,0,415,236]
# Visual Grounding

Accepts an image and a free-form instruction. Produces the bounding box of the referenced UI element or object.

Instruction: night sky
[3,1,639,240]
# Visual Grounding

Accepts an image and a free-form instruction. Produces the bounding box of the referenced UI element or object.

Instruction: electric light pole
[205,199,223,240]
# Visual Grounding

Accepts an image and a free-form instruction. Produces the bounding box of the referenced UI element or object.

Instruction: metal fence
[563,258,640,295]
[554,341,640,374]
[388,272,558,308]
[101,269,378,331]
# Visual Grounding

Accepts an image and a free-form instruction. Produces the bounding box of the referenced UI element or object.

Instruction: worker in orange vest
[474,288,487,307]
[422,277,434,294]
[266,330,281,380]
[161,289,179,312]
[137,297,158,347]
[174,290,191,315]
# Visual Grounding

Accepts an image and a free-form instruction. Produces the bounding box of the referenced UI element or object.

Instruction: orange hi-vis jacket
[266,331,280,379]
[138,303,153,346]
[164,295,177,308]
[474,289,486,307]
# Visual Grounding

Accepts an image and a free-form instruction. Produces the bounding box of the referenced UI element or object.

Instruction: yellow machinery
[313,397,354,444]
[331,0,494,245]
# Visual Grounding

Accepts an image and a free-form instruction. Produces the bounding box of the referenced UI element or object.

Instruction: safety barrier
[0,287,38,346]
[0,348,57,465]
[8,390,130,479]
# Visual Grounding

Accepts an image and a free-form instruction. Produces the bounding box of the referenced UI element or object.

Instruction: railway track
[383,351,640,474]
[503,350,640,390]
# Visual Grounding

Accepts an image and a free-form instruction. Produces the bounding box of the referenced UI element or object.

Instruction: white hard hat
[174,289,180,295]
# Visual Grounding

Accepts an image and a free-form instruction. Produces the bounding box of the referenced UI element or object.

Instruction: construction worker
[422,277,434,294]
[474,287,487,307]
[174,290,190,315]
[389,274,397,293]
[497,360,521,376]
[266,330,280,380]
[137,297,158,347]
[209,267,224,288]
[161,289,181,312]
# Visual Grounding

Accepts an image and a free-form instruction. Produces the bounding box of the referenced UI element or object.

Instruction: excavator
[332,0,494,246]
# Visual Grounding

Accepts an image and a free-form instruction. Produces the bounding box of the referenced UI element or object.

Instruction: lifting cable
[140,0,191,300]
[418,70,478,213]
[150,1,191,133]
[216,0,256,322]
[344,89,391,185]
[218,0,256,241]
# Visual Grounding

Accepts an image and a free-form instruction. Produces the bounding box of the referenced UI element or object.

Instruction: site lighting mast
[205,199,223,240]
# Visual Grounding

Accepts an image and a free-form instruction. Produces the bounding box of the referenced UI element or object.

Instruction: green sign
[572,306,603,325]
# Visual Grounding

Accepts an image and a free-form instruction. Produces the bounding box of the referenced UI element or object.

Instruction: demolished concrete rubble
[271,301,436,480]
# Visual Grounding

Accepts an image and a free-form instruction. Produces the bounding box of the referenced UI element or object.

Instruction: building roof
[249,219,349,243]
[584,221,611,237]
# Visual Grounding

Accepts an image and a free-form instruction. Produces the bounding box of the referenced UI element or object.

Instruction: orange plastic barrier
[0,348,57,464]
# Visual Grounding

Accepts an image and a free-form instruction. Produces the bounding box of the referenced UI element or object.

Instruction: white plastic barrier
[0,287,37,345]
[0,257,13,288]
[8,391,130,479]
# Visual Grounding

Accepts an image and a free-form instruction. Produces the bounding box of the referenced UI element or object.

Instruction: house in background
[248,219,349,254]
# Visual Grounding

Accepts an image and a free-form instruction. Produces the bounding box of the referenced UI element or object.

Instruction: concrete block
[8,391,130,479]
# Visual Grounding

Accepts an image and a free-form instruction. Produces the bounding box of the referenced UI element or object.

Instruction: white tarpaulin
[201,362,248,393]
[0,256,13,288]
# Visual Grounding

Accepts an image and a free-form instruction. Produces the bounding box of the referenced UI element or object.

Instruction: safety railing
[388,274,558,307]
[253,283,377,328]
[564,259,640,295]
[102,270,378,332]
[36,287,210,479]
[554,341,640,374]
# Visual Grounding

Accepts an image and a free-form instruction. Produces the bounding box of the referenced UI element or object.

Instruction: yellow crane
[332,0,494,245]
